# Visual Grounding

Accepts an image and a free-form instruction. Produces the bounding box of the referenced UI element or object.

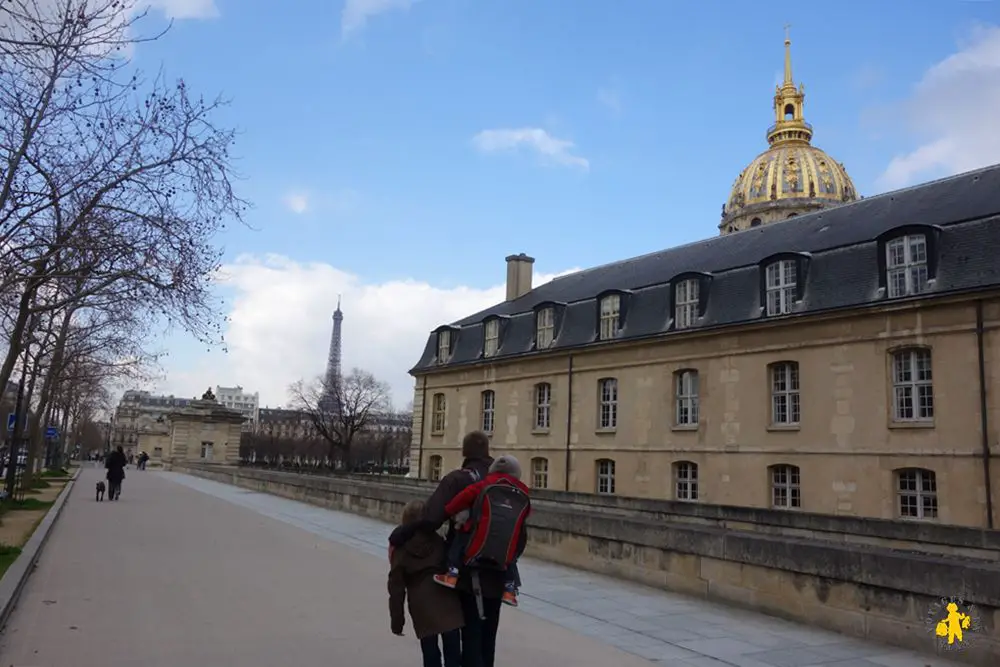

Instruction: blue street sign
[45,426,58,439]
[6,414,14,432]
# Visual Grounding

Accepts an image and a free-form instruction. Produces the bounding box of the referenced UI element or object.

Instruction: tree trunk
[24,308,73,484]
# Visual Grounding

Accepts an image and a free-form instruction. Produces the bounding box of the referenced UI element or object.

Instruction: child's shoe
[502,584,519,607]
[433,567,460,589]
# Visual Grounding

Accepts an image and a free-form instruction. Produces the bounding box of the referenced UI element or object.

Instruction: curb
[0,468,80,631]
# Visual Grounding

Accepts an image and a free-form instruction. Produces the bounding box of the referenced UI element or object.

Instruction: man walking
[389,431,526,667]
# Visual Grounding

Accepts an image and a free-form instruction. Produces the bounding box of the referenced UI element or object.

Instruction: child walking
[433,454,531,607]
[388,500,465,667]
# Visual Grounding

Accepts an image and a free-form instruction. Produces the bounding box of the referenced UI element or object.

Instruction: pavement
[0,467,969,667]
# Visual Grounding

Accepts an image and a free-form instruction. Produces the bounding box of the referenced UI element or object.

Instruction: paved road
[0,468,967,666]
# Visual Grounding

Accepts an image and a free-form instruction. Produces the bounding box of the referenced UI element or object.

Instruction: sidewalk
[163,472,967,667]
[0,468,661,667]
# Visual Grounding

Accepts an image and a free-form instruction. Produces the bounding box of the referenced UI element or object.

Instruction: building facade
[411,168,1000,528]
[215,385,260,430]
[409,127,1000,528]
[112,390,193,457]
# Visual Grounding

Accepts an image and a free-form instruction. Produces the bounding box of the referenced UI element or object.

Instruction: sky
[125,0,1000,410]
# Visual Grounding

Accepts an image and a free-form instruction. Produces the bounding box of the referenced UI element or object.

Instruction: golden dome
[720,32,857,234]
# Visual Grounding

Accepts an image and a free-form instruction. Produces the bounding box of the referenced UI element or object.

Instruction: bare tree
[0,0,246,401]
[288,369,392,469]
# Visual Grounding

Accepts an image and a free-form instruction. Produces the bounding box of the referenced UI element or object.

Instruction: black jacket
[105,451,127,482]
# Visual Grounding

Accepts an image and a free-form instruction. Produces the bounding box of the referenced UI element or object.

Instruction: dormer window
[483,319,500,357]
[436,329,452,363]
[886,234,928,298]
[536,307,555,349]
[674,279,699,329]
[599,294,621,340]
[765,259,797,316]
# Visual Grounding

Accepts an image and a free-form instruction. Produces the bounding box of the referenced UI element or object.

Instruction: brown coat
[387,528,464,639]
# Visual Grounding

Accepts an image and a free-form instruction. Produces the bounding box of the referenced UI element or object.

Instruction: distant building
[215,385,260,431]
[112,390,194,456]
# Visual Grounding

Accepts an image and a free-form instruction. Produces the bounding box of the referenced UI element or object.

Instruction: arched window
[895,468,938,519]
[530,457,549,489]
[769,362,800,425]
[431,393,446,433]
[428,455,443,482]
[764,259,797,316]
[597,378,618,430]
[750,217,762,227]
[674,370,700,426]
[673,461,698,501]
[885,233,929,298]
[481,390,495,433]
[534,382,551,430]
[596,459,616,494]
[769,464,801,509]
[599,294,621,340]
[483,319,500,357]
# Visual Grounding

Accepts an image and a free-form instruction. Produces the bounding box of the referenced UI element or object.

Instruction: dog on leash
[96,480,106,502]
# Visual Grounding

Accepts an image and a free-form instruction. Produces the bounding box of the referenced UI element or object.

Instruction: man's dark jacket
[388,456,527,599]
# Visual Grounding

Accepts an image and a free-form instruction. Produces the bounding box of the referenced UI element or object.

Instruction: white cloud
[878,25,1000,190]
[471,128,590,170]
[283,193,310,215]
[145,0,219,19]
[157,255,579,410]
[341,0,416,37]
[597,87,622,115]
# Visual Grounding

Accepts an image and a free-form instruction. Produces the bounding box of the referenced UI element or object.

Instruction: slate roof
[411,164,1000,374]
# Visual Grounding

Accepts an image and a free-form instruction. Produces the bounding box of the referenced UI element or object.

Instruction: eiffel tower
[320,296,343,413]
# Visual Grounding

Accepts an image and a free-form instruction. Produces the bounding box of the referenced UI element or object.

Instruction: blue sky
[140,0,1000,408]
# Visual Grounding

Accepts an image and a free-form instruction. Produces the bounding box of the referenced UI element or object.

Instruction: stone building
[112,390,193,457]
[407,39,1000,530]
[215,384,260,431]
[140,390,243,465]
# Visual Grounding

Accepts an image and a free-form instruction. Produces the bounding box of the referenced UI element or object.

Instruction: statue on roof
[202,387,216,401]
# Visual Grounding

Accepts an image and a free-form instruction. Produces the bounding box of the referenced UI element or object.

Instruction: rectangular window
[200,441,214,460]
[596,459,615,494]
[674,279,699,329]
[429,455,443,482]
[437,330,451,362]
[534,383,551,430]
[599,294,620,340]
[893,349,934,421]
[536,307,555,349]
[481,391,495,433]
[531,458,549,489]
[432,393,446,432]
[675,370,699,426]
[770,362,800,425]
[483,319,499,357]
[598,378,618,430]
[886,235,928,298]
[674,462,699,501]
[765,259,797,316]
[897,468,938,519]
[771,465,801,509]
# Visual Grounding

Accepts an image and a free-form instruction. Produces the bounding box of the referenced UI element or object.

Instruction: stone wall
[172,463,1000,667]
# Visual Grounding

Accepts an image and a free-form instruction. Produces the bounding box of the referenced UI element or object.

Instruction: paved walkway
[0,469,966,667]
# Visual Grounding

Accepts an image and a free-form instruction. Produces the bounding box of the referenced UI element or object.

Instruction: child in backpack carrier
[433,455,531,608]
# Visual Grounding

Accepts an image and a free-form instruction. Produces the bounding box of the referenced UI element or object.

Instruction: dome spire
[783,24,793,86]
[767,27,812,147]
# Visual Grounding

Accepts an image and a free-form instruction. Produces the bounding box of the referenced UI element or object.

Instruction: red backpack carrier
[461,479,531,571]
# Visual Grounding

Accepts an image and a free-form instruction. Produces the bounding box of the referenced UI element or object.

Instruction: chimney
[505,253,535,302]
